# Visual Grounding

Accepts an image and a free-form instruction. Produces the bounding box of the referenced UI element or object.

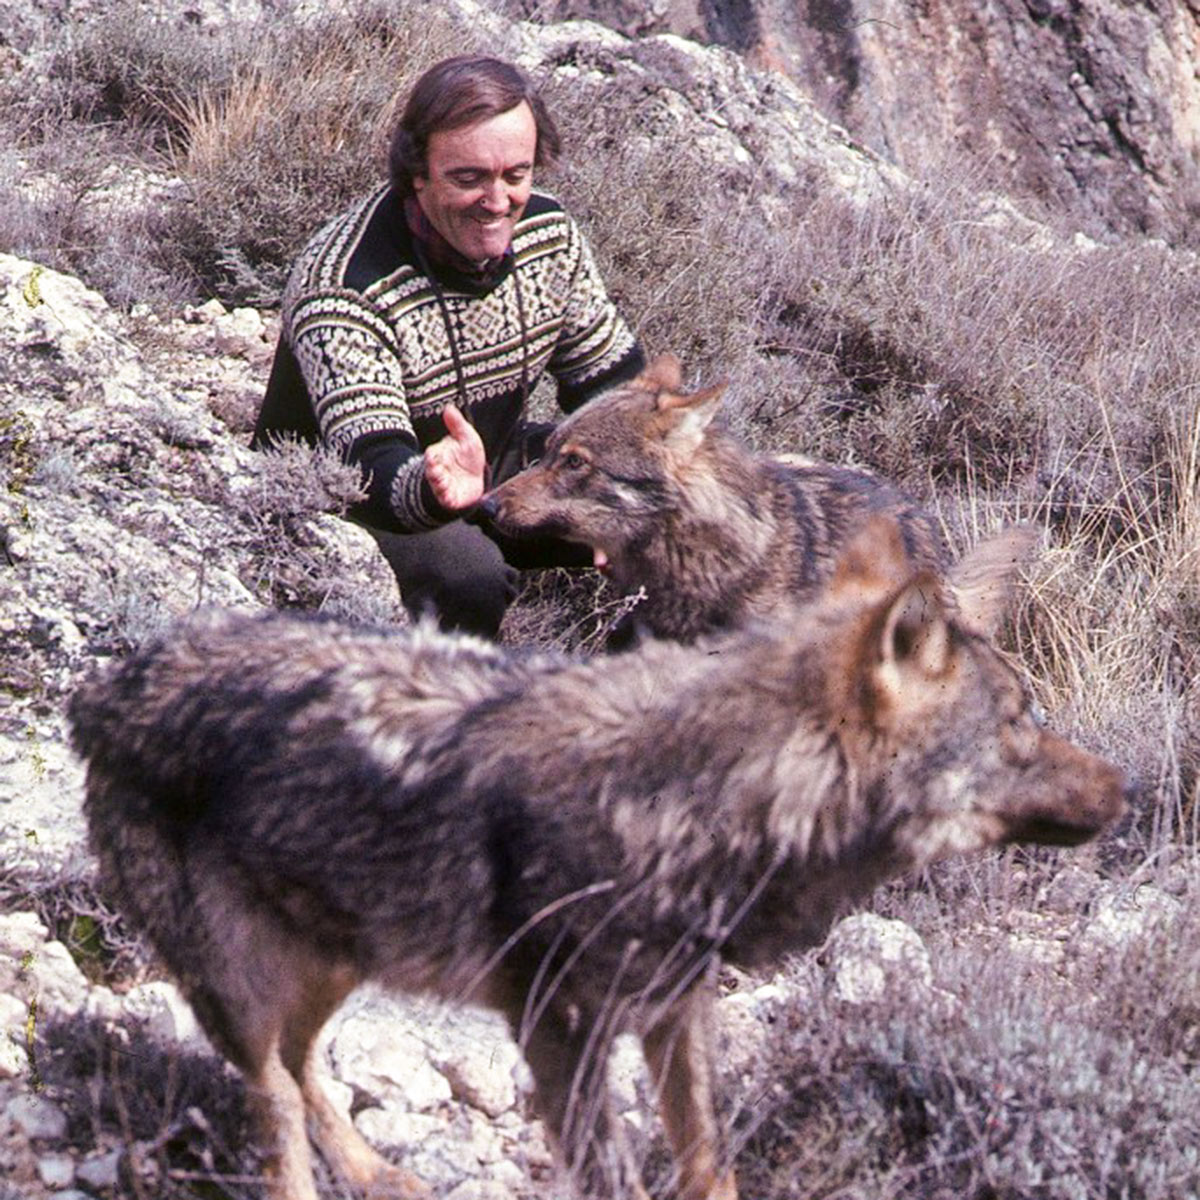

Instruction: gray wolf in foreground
[482,354,949,642]
[69,519,1126,1200]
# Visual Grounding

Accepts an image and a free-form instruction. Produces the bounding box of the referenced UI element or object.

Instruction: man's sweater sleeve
[549,216,645,412]
[288,287,452,532]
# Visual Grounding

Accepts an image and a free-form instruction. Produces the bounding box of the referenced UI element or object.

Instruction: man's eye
[504,169,530,184]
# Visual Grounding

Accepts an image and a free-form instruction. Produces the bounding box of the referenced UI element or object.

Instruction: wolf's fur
[482,354,951,642]
[69,521,1126,1200]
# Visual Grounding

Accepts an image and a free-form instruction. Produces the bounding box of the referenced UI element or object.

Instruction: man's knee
[368,522,518,639]
[423,558,518,638]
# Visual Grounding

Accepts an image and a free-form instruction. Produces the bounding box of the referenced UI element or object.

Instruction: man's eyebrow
[447,161,534,176]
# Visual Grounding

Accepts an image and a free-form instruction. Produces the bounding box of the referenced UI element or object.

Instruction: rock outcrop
[542,0,1200,243]
[0,253,404,854]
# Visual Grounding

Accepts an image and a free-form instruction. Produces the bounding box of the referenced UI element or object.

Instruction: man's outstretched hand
[424,405,486,510]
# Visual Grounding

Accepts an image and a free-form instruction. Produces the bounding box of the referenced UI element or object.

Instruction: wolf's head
[804,517,1129,870]
[481,354,728,576]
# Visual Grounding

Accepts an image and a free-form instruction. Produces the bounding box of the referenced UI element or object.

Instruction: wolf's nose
[477,493,500,520]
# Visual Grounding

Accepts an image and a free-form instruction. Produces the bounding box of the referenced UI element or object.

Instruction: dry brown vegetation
[2,0,1199,1195]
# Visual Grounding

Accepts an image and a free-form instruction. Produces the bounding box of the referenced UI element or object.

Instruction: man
[253,55,645,637]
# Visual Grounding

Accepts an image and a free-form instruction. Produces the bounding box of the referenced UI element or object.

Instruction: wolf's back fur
[70,522,1126,1200]
[483,354,949,642]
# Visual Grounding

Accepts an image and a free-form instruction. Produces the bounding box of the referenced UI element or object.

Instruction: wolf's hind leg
[279,965,430,1199]
[246,1038,322,1200]
[643,991,738,1200]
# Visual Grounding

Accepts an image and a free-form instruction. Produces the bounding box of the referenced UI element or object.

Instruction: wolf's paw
[362,1162,431,1199]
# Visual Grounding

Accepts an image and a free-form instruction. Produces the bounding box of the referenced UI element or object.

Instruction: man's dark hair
[389,56,561,196]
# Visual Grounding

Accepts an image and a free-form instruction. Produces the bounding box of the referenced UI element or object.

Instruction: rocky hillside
[542,0,1200,243]
[1,0,1198,1197]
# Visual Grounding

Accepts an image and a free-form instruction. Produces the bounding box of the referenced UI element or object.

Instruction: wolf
[481,354,950,642]
[68,518,1127,1200]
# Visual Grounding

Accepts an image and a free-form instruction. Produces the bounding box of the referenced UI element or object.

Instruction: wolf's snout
[477,492,501,521]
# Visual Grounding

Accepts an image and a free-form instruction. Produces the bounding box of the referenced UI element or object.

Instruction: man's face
[413,101,538,264]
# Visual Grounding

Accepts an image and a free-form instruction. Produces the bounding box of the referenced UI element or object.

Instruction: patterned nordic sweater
[253,186,644,533]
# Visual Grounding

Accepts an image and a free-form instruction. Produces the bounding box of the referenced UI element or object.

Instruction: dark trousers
[364,423,588,640]
[366,518,589,639]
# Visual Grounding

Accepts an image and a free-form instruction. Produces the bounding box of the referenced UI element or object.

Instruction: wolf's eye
[561,451,589,471]
[1003,713,1040,764]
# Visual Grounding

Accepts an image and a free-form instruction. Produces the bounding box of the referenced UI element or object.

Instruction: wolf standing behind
[70,520,1127,1200]
[482,354,949,642]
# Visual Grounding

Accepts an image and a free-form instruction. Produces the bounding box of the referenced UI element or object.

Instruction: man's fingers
[443,404,477,445]
[425,409,486,510]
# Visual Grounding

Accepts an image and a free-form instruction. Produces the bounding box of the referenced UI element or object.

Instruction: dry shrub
[38,1013,257,1200]
[158,4,470,303]
[0,0,470,308]
[756,179,1200,491]
[539,54,794,380]
[225,437,400,622]
[153,4,468,304]
[731,876,1200,1200]
[500,566,644,653]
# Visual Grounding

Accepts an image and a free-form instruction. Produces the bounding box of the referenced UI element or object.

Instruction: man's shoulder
[513,192,584,258]
[522,191,567,220]
[289,187,409,295]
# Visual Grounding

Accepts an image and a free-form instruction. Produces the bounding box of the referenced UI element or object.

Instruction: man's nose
[479,178,508,213]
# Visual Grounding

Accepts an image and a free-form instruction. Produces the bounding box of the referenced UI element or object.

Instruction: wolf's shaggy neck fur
[624,431,796,641]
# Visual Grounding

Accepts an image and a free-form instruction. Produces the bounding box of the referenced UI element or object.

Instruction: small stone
[0,912,50,961]
[37,1152,76,1187]
[77,1148,122,1190]
[823,913,932,1006]
[607,1034,648,1115]
[329,1014,451,1112]
[445,1181,514,1200]
[432,1037,520,1118]
[354,1108,445,1155]
[0,993,28,1037]
[8,1093,68,1139]
[28,940,91,1017]
[1080,886,1183,955]
[122,981,204,1047]
[0,1037,27,1080]
[486,1159,528,1190]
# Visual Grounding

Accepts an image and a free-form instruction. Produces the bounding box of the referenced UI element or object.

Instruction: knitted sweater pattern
[281,187,640,531]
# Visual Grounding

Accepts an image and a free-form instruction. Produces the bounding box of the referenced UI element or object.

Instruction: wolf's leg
[510,1002,637,1199]
[148,871,323,1200]
[642,991,738,1200]
[245,1033,322,1200]
[278,966,430,1199]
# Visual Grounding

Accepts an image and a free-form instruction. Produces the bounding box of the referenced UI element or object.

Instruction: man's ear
[949,525,1039,637]
[654,382,728,456]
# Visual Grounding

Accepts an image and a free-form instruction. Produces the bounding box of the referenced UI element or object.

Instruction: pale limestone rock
[823,912,933,1006]
[121,981,207,1048]
[76,1148,122,1190]
[7,1093,67,1140]
[36,1152,75,1187]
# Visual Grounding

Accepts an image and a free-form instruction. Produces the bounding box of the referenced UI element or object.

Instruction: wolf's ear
[654,381,728,455]
[831,517,954,704]
[637,353,684,393]
[876,577,953,690]
[828,515,918,604]
[948,525,1038,637]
